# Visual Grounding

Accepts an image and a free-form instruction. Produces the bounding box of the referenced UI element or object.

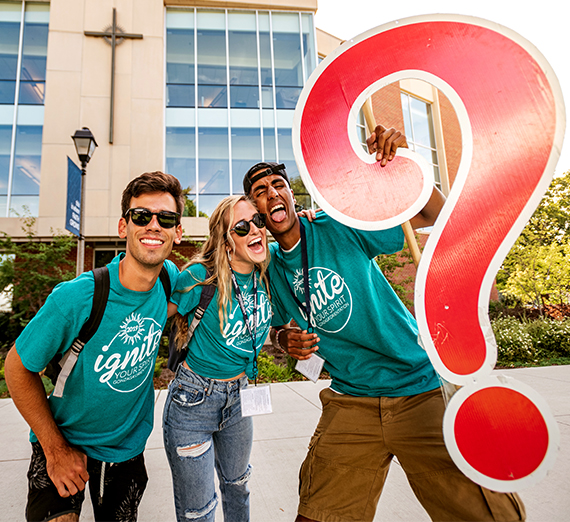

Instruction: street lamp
[71,127,97,276]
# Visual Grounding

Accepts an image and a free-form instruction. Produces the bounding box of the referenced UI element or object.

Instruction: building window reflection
[165,7,317,216]
[401,91,441,188]
[0,1,48,217]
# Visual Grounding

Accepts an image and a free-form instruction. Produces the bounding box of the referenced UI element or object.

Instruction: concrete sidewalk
[1,366,569,521]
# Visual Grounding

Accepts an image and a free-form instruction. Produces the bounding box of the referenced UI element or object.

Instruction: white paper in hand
[295,353,325,383]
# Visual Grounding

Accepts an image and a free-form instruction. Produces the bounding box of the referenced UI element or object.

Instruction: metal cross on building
[85,8,143,144]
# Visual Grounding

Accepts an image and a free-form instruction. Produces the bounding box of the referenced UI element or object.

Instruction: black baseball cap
[243,162,290,195]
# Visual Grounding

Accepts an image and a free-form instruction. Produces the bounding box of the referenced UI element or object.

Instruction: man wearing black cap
[243,126,525,522]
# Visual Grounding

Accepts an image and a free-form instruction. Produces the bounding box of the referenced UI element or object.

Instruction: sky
[314,0,570,176]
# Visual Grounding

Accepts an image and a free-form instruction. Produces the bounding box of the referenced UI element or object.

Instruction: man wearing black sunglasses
[244,126,524,522]
[5,172,183,522]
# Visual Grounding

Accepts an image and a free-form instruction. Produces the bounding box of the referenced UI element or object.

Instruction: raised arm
[409,185,446,229]
[366,124,446,229]
[4,345,89,497]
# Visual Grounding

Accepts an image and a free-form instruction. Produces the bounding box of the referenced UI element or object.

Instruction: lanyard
[284,220,313,332]
[229,268,259,382]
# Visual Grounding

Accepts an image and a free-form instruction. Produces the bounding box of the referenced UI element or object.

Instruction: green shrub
[256,351,296,383]
[491,315,535,363]
[41,375,54,396]
[154,356,167,378]
[524,318,570,357]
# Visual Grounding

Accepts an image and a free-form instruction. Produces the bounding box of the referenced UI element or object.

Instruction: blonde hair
[174,195,270,349]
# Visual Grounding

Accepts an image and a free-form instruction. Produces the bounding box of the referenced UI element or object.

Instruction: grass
[497,356,570,369]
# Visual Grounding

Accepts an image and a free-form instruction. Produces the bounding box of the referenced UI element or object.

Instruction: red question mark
[293,14,563,491]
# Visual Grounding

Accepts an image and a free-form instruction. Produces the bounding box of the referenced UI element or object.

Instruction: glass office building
[165,8,317,216]
[0,1,48,217]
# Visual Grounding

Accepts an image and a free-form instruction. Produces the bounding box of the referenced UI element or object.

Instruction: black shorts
[26,441,148,522]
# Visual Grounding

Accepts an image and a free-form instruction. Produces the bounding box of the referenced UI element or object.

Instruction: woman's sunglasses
[229,213,266,237]
[125,208,180,229]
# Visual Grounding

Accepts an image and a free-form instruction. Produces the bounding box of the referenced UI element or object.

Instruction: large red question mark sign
[293,14,564,491]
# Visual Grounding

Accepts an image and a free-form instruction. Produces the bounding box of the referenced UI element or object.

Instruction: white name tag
[241,384,273,416]
[295,353,325,383]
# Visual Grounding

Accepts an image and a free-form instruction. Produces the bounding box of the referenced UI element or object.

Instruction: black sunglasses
[229,213,266,237]
[125,208,180,229]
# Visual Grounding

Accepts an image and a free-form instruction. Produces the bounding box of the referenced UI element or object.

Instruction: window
[0,1,49,217]
[401,92,441,188]
[94,248,125,269]
[356,109,367,152]
[165,8,317,216]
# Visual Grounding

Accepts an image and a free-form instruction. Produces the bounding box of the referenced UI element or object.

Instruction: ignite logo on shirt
[94,314,163,393]
[223,291,272,351]
[293,267,352,333]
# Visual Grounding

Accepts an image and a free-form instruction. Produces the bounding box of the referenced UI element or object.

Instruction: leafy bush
[491,315,535,363]
[491,314,570,364]
[1,215,76,349]
[524,318,570,357]
[256,351,297,383]
[41,375,54,396]
[154,356,168,378]
[376,249,414,309]
[0,312,21,351]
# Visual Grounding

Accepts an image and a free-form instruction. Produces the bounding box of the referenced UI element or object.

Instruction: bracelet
[270,327,288,354]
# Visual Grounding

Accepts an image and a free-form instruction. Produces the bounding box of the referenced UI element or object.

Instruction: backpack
[46,265,171,398]
[167,270,215,372]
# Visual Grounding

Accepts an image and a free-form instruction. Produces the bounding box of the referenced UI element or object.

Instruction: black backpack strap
[167,269,216,372]
[186,273,216,343]
[159,265,171,301]
[77,267,110,342]
[52,267,110,398]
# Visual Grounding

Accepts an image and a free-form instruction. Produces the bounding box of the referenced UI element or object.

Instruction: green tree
[182,187,209,218]
[289,176,312,211]
[524,171,570,245]
[502,241,570,308]
[497,170,570,308]
[0,215,76,333]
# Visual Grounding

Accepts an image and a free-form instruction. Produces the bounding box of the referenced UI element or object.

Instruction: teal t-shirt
[171,264,271,380]
[16,254,179,462]
[269,213,439,397]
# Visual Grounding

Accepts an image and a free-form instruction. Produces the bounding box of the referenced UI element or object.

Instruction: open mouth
[269,203,287,223]
[248,236,264,254]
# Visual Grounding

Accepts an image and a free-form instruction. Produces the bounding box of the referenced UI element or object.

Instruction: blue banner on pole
[66,157,82,237]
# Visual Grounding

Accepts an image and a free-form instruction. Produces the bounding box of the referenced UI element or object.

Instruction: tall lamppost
[71,127,98,276]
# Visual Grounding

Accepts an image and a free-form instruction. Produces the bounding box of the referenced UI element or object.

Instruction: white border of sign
[443,375,560,492]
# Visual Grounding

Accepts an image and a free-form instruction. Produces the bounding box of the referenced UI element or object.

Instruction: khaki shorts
[298,387,526,522]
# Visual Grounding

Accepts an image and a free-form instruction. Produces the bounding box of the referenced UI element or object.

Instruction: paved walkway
[1,366,569,521]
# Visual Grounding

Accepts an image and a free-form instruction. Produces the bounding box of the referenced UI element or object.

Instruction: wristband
[270,327,288,354]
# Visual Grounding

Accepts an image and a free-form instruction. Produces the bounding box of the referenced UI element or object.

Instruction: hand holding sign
[293,14,564,491]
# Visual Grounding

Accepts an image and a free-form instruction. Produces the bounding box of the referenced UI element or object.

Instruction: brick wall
[367,83,498,309]
[370,83,405,130]
[439,91,462,186]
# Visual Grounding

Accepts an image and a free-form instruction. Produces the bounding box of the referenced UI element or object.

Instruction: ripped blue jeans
[163,364,253,522]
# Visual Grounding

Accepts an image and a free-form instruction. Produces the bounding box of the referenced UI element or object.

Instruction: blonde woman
[163,195,271,522]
